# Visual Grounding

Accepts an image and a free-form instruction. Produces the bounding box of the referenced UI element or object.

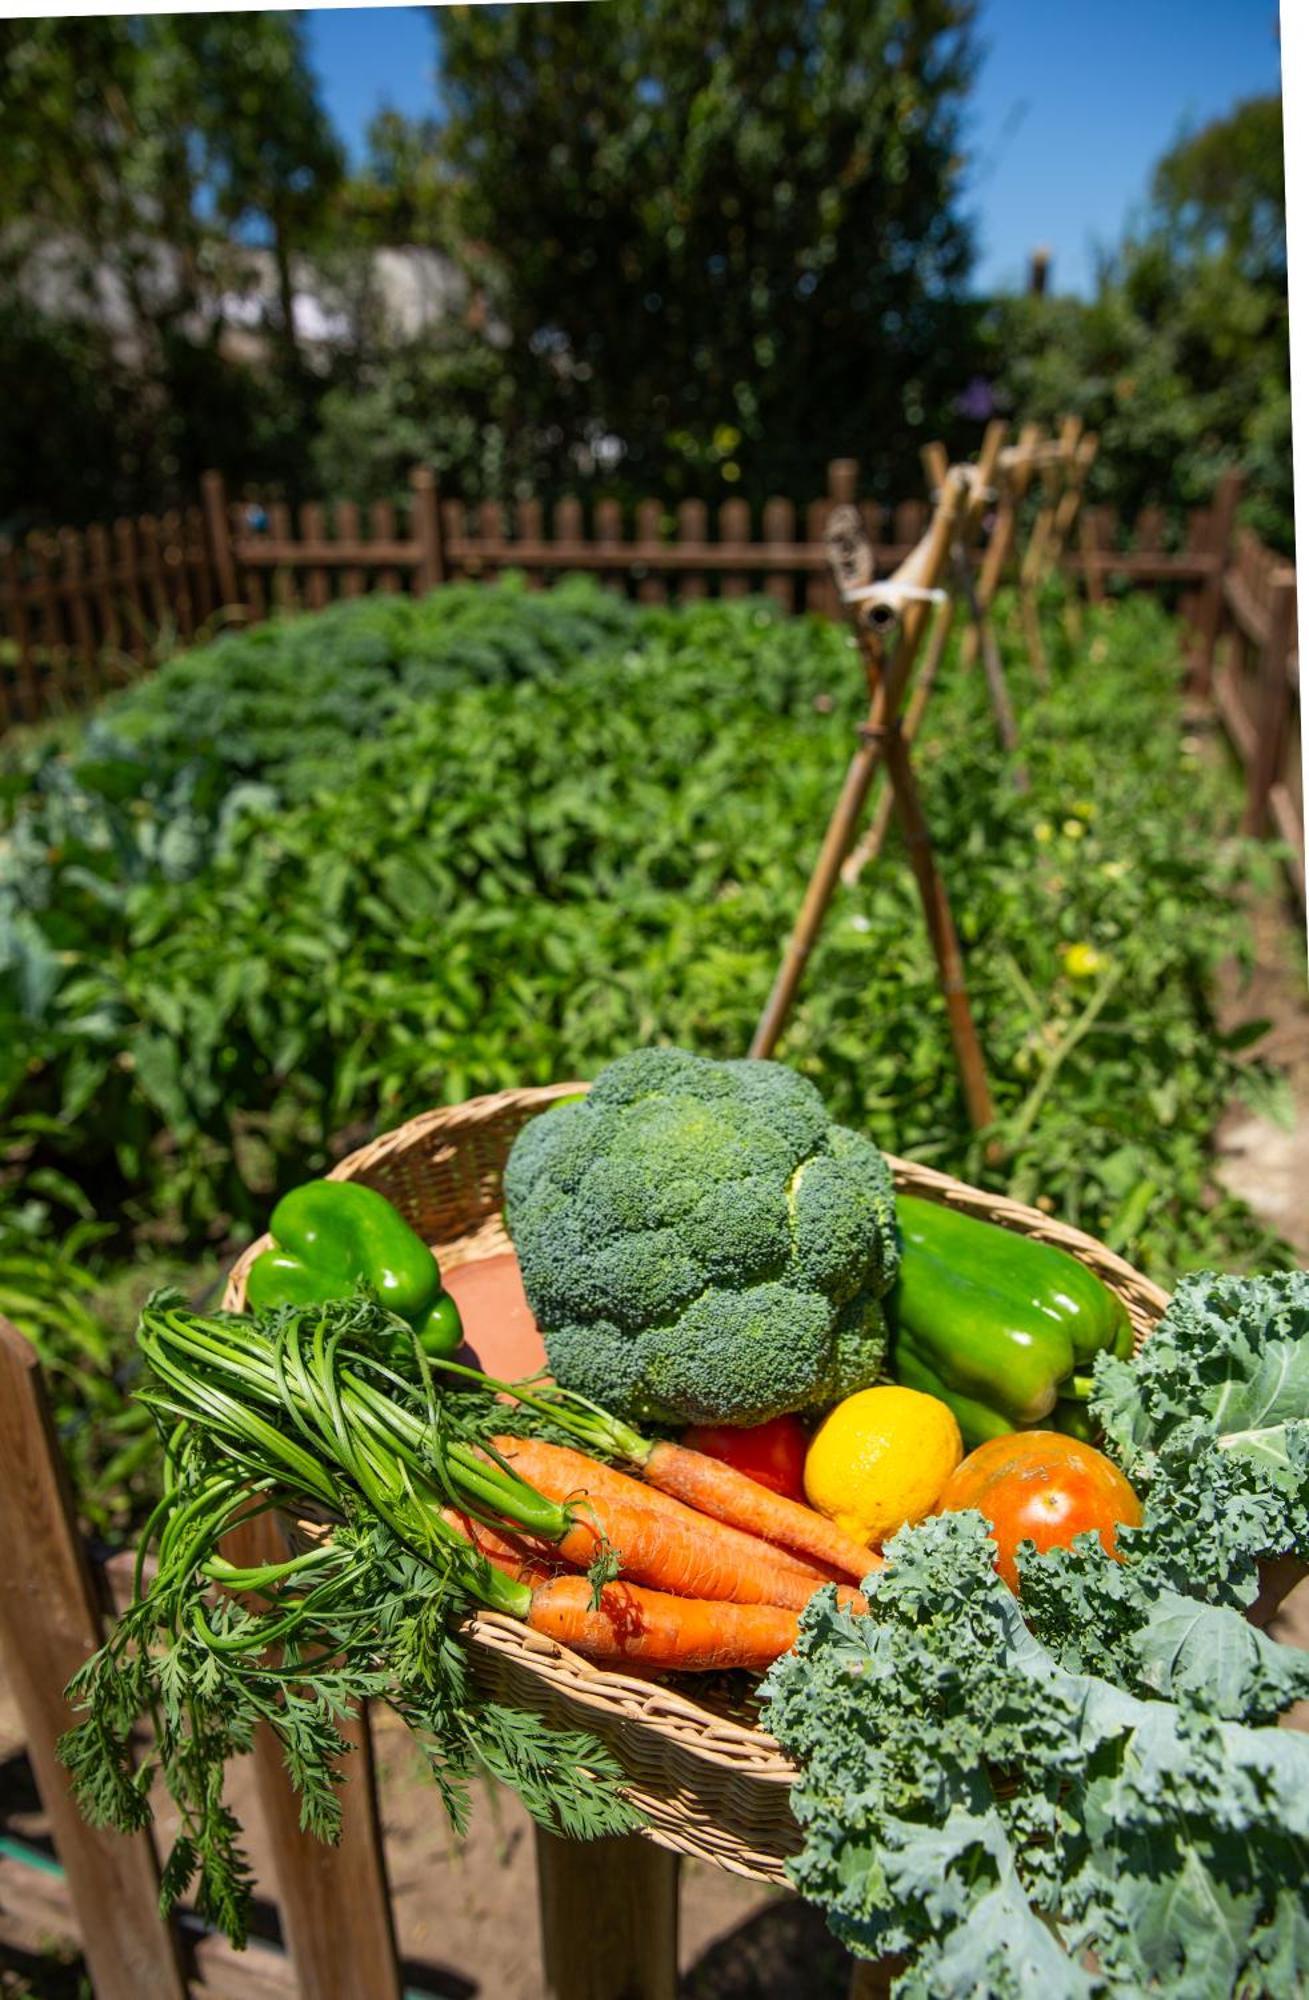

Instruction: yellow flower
[1063,942,1106,979]
[1061,818,1087,840]
[1071,799,1096,819]
[1101,859,1130,881]
[1034,821,1054,845]
[721,461,741,483]
[713,424,741,453]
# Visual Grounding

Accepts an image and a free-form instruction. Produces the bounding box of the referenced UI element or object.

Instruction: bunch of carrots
[137,1298,880,1677]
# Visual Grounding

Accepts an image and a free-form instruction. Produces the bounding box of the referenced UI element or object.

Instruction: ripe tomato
[682,1414,809,1502]
[934,1431,1141,1591]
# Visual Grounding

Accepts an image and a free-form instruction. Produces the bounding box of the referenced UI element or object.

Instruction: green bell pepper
[890,1195,1133,1449]
[246,1179,463,1357]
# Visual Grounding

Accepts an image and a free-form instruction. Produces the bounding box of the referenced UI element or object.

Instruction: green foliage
[0,15,344,528]
[436,0,983,503]
[0,578,1288,1524]
[503,1046,898,1425]
[64,1296,640,1945]
[988,95,1290,549]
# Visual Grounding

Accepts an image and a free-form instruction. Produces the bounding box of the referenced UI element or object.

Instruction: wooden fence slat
[57,529,99,697]
[370,500,401,594]
[593,497,623,594]
[112,519,151,663]
[300,503,330,611]
[138,516,171,645]
[434,497,461,582]
[201,468,240,611]
[1188,469,1242,695]
[478,499,507,579]
[184,504,215,625]
[221,1512,401,2000]
[28,533,64,672]
[165,510,196,642]
[1133,505,1166,553]
[718,497,751,599]
[269,502,296,612]
[515,496,544,588]
[84,524,124,675]
[1243,572,1297,837]
[763,497,795,611]
[336,502,364,598]
[635,499,664,603]
[0,1318,187,2000]
[554,496,584,576]
[410,466,445,592]
[676,500,707,601]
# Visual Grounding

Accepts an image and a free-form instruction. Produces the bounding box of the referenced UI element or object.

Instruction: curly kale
[764,1512,1309,2000]
[503,1046,899,1426]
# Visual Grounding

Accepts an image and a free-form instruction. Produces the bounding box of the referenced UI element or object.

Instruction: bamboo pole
[750,482,995,1130]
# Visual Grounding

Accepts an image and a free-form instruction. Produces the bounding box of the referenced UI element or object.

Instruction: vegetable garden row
[0,516,1305,1996]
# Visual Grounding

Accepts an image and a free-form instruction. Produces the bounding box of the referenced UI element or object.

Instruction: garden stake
[961,419,1043,673]
[842,426,1022,888]
[1016,416,1084,681]
[751,483,996,1137]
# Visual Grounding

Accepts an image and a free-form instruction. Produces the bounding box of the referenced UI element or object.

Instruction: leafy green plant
[0,576,1290,1527]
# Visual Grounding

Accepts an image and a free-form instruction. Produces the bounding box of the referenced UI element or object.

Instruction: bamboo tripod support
[749,477,995,1132]
[840,424,1026,888]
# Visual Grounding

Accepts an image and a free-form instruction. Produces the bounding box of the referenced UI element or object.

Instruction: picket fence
[0,462,1301,902]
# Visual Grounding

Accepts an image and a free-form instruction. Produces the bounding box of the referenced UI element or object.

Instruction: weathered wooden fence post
[201,468,242,614]
[410,466,447,593]
[0,1319,187,2000]
[1187,469,1242,697]
[222,1509,403,2000]
[535,1828,679,2000]
[1243,568,1297,837]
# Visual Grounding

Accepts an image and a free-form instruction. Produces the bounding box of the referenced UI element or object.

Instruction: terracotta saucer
[443,1250,549,1379]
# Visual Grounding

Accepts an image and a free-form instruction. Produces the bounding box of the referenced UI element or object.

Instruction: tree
[0,15,343,522]
[434,0,981,504]
[987,95,1290,550]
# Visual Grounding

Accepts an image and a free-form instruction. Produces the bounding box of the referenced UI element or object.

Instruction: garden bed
[0,575,1293,1533]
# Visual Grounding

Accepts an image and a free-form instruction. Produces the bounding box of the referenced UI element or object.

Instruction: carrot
[524,1574,800,1673]
[491,1436,833,1580]
[489,1437,865,1614]
[639,1440,882,1582]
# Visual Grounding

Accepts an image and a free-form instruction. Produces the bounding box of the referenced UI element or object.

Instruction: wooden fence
[0,462,1302,903]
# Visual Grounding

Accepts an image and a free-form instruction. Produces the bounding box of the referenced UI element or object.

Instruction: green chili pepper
[246,1180,464,1358]
[890,1195,1133,1450]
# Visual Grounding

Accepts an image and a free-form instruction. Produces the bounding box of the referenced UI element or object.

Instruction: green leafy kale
[764,1514,1309,1999]
[765,1272,1309,1995]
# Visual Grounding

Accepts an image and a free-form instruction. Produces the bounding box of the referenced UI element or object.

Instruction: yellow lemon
[803,1387,963,1545]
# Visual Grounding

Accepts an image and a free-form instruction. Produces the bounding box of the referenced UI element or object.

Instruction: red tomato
[934,1431,1141,1591]
[682,1415,809,1502]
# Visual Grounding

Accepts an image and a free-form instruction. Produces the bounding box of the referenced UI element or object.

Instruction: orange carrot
[487,1436,825,1576]
[489,1436,865,1614]
[639,1440,881,1581]
[524,1574,800,1673]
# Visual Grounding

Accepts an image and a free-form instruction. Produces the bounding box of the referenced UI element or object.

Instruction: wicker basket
[223,1082,1171,1882]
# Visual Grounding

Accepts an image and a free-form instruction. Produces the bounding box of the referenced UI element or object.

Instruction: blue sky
[304,2,1283,298]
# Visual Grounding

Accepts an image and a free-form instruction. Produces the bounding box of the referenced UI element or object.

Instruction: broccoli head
[503,1047,899,1426]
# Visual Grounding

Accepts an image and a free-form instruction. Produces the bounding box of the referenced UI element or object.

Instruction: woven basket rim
[225,1080,1171,1798]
